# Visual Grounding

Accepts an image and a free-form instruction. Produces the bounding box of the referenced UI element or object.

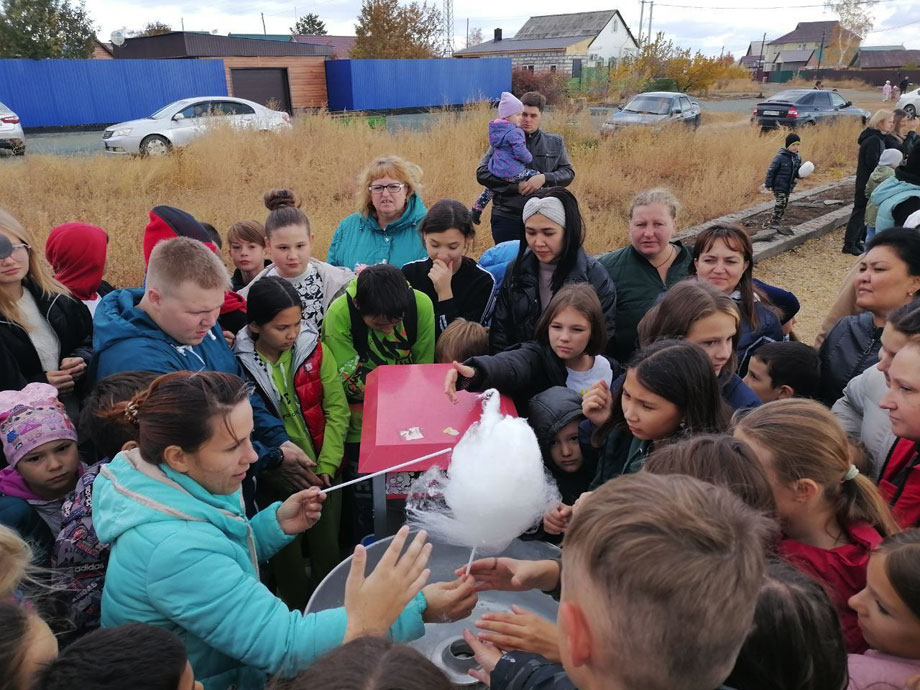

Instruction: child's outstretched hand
[455,557,561,594]
[543,503,573,535]
[422,575,479,623]
[582,380,613,427]
[277,487,325,535]
[444,361,476,404]
[463,629,502,687]
[343,526,432,642]
[475,605,561,662]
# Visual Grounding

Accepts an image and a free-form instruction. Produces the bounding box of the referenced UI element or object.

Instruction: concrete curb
[676,175,856,262]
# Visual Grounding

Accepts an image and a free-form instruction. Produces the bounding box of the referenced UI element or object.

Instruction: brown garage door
[230,68,292,113]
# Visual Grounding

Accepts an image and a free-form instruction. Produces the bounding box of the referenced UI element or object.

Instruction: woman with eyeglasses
[0,208,93,397]
[327,156,428,271]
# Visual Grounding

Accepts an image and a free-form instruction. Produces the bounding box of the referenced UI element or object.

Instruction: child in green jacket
[322,263,435,543]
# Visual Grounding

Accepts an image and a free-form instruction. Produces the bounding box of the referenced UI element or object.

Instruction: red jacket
[779,522,882,653]
[293,344,326,454]
[879,438,920,529]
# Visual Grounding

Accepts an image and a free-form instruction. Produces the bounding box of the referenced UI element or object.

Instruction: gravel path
[756,227,856,345]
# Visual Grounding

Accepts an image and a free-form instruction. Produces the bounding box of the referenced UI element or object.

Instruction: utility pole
[759,31,766,83]
[181,17,185,31]
[638,0,646,44]
[816,28,826,77]
[647,1,654,43]
[261,12,267,35]
[465,18,469,48]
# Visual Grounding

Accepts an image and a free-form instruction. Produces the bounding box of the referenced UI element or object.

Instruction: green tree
[0,0,96,58]
[129,21,172,37]
[291,12,326,35]
[350,0,442,59]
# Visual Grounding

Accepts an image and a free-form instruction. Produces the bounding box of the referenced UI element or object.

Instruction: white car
[0,100,25,156]
[896,87,919,118]
[103,96,292,156]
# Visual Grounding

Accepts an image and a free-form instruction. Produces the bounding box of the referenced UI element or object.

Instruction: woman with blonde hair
[843,109,896,255]
[328,155,428,270]
[0,208,92,396]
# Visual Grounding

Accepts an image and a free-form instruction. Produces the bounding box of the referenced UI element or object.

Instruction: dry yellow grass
[0,110,864,288]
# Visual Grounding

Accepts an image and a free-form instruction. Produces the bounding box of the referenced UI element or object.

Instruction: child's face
[743,356,781,403]
[685,311,736,376]
[251,305,302,354]
[362,314,402,335]
[788,142,800,153]
[548,307,592,363]
[424,228,470,272]
[177,661,205,690]
[621,369,683,441]
[16,439,80,500]
[549,420,584,473]
[229,240,265,273]
[849,551,920,658]
[505,111,523,126]
[266,224,313,279]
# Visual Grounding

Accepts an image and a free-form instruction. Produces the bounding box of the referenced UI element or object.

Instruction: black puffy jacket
[818,311,882,406]
[764,147,802,194]
[0,278,93,391]
[489,249,617,355]
[855,128,887,201]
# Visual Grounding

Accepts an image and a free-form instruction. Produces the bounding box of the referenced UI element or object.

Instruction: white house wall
[587,15,638,64]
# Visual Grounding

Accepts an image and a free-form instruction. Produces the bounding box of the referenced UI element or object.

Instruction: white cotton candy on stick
[798,161,815,178]
[407,389,561,555]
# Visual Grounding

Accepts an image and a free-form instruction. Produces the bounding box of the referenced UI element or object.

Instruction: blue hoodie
[327,194,427,271]
[871,177,920,232]
[94,450,427,690]
[89,288,288,454]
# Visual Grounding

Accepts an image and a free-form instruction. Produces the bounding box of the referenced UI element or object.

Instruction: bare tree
[824,0,873,67]
[466,26,482,48]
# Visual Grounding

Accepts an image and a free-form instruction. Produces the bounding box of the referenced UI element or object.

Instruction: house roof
[860,44,905,51]
[453,35,587,56]
[776,49,814,63]
[228,33,292,42]
[745,40,770,56]
[113,32,333,59]
[857,49,920,69]
[769,21,842,45]
[514,10,617,39]
[292,35,356,57]
[740,55,763,67]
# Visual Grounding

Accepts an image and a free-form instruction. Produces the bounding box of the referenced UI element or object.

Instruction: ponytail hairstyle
[638,280,741,380]
[534,282,608,356]
[245,276,302,329]
[263,189,311,238]
[0,207,70,331]
[100,371,250,466]
[599,339,730,444]
[78,371,157,462]
[644,434,777,516]
[734,399,900,537]
[876,529,920,621]
[513,187,586,294]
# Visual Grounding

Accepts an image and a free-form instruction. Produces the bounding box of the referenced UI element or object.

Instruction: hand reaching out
[463,628,502,687]
[542,503,573,535]
[475,605,561,662]
[454,557,561,594]
[582,380,612,428]
[422,576,479,623]
[444,361,476,404]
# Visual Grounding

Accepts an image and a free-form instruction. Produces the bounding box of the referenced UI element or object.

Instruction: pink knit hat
[498,91,525,119]
[0,383,77,468]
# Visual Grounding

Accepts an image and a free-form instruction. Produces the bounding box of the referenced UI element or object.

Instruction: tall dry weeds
[0,110,863,287]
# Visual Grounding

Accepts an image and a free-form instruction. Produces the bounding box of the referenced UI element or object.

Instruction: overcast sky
[88,0,920,58]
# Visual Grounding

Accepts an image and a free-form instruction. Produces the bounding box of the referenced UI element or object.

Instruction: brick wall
[499,51,585,75]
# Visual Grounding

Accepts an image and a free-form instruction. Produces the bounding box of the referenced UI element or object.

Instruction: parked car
[0,100,25,156]
[753,89,870,129]
[601,92,701,134]
[896,87,919,117]
[103,96,292,156]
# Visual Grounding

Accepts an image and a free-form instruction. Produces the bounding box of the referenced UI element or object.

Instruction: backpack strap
[347,293,371,361]
[404,289,418,349]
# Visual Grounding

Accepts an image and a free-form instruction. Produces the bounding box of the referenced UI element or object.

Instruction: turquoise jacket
[871,177,920,233]
[94,450,427,690]
[327,194,427,270]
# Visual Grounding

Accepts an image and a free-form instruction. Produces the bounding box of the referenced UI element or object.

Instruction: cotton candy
[798,161,815,178]
[407,390,560,554]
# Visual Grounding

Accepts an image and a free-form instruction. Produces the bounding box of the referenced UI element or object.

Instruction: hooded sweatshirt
[44,223,109,303]
[89,288,288,456]
[93,449,426,690]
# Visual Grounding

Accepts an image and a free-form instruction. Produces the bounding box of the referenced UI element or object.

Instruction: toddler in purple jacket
[471,91,538,224]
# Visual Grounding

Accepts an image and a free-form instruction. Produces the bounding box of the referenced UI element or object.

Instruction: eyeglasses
[368,183,406,195]
[0,243,29,260]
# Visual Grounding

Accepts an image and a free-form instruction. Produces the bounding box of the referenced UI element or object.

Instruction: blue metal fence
[325,58,511,111]
[0,59,228,128]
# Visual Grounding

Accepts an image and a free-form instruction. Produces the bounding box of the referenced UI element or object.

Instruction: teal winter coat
[93,449,427,690]
[327,194,427,270]
[871,177,920,233]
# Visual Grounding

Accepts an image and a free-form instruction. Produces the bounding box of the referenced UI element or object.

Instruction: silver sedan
[102,96,292,156]
[0,100,26,156]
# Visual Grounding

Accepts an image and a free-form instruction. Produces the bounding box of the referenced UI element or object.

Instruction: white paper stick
[464,546,476,577]
[322,447,453,493]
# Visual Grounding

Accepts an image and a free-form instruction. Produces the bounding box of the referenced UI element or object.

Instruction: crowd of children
[3,96,920,690]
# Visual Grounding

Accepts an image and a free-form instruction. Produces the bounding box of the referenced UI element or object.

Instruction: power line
[650,0,897,10]
[867,17,920,31]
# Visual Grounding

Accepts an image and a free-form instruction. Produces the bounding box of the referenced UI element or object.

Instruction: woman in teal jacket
[328,156,428,270]
[93,371,454,690]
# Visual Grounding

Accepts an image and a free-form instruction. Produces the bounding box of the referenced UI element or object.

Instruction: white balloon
[407,390,560,554]
[798,161,815,178]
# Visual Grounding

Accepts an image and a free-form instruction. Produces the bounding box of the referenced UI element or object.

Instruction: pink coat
[848,650,920,689]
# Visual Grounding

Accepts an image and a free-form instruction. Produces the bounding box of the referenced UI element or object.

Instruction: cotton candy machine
[306,535,560,687]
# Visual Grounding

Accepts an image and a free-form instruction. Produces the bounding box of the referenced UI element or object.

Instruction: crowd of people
[3,88,920,690]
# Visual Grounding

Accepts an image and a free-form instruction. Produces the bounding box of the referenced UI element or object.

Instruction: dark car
[753,89,869,129]
[602,91,701,134]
